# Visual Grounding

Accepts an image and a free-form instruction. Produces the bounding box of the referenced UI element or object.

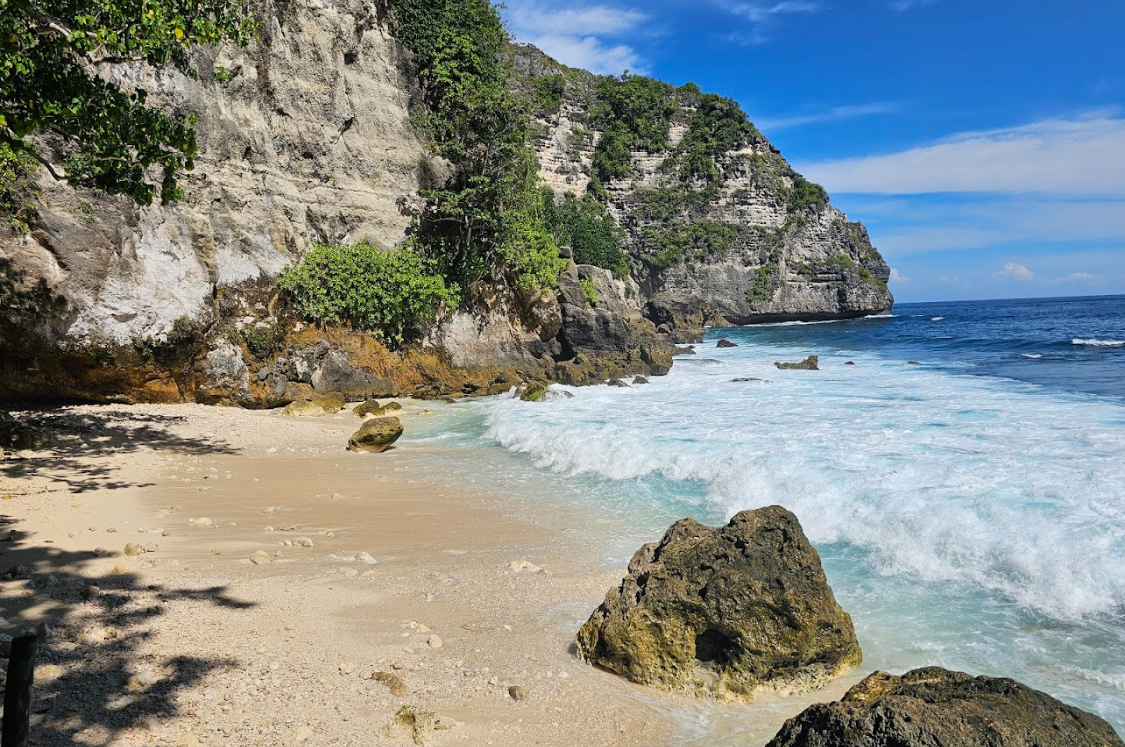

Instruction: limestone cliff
[513,45,893,342]
[0,1,889,404]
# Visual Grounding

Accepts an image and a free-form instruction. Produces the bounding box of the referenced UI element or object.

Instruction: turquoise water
[403,296,1125,736]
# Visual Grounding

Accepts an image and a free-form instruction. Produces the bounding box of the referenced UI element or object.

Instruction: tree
[0,0,257,206]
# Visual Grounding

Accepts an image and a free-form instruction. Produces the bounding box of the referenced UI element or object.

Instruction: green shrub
[643,221,747,269]
[787,173,829,213]
[541,190,628,277]
[279,242,458,347]
[579,278,598,307]
[746,264,779,302]
[531,74,566,115]
[241,326,273,359]
[588,74,675,182]
[663,92,762,187]
[0,142,39,232]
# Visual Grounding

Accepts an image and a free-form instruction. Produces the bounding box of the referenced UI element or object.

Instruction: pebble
[189,517,213,527]
[81,585,100,601]
[371,671,408,696]
[356,552,377,565]
[508,685,527,701]
[339,662,355,675]
[93,547,110,557]
[295,537,314,548]
[427,635,443,649]
[249,551,272,566]
[507,560,541,573]
[124,543,146,556]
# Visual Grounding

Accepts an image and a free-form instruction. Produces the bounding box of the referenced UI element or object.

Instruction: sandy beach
[0,401,869,747]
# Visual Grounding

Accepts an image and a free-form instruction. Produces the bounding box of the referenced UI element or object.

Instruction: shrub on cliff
[0,0,257,205]
[279,242,457,347]
[542,191,629,278]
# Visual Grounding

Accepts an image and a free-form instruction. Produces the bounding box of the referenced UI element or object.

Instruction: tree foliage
[0,0,257,206]
[541,190,628,278]
[279,242,458,347]
[588,74,675,184]
[387,0,563,294]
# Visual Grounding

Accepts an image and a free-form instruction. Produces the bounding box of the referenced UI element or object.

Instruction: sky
[500,0,1125,303]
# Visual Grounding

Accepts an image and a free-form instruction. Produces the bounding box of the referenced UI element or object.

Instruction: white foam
[1073,338,1125,347]
[1021,353,1044,359]
[483,346,1125,624]
[931,316,945,321]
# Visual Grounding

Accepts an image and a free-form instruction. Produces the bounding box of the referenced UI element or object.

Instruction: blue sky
[500,0,1125,303]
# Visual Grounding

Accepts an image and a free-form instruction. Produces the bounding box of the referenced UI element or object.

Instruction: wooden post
[2,635,37,747]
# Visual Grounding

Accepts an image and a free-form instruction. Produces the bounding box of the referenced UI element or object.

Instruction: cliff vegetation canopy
[0,0,257,205]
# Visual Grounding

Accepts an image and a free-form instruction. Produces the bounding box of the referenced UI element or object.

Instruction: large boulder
[766,667,1124,747]
[347,417,403,453]
[283,392,345,417]
[0,411,50,450]
[576,507,861,700]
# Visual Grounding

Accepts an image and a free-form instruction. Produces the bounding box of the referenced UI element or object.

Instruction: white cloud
[503,2,648,75]
[997,263,1035,281]
[1061,272,1096,283]
[798,116,1125,196]
[755,102,902,131]
[716,1,821,44]
[889,267,911,283]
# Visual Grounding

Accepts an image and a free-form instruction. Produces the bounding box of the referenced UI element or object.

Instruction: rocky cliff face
[513,45,893,341]
[0,1,889,404]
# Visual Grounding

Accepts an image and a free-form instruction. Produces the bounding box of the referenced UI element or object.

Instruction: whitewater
[400,295,1125,737]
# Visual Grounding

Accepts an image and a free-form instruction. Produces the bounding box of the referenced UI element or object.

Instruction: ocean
[404,294,1125,740]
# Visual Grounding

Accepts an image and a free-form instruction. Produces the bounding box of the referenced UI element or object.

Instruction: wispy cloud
[716,1,822,44]
[798,115,1125,196]
[503,2,648,75]
[889,0,938,10]
[889,267,911,283]
[755,102,902,131]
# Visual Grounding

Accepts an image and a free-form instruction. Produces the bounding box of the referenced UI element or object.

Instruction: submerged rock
[775,355,819,370]
[716,338,738,348]
[766,667,1124,747]
[519,383,549,402]
[576,506,860,699]
[347,417,403,453]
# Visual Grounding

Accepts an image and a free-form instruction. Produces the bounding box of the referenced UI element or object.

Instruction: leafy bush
[531,74,566,116]
[279,242,458,347]
[387,0,562,293]
[746,264,779,302]
[542,190,628,277]
[0,142,39,232]
[643,221,747,269]
[579,278,598,307]
[588,74,675,183]
[664,93,763,187]
[787,174,829,213]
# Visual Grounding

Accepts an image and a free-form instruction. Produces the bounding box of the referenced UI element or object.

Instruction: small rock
[774,355,819,371]
[189,517,214,527]
[633,375,650,384]
[347,417,404,453]
[716,338,738,348]
[606,378,629,388]
[508,560,541,573]
[427,635,443,649]
[844,361,855,365]
[81,585,100,601]
[295,537,314,548]
[371,671,409,696]
[93,547,110,557]
[143,542,159,553]
[508,685,527,701]
[249,551,272,565]
[907,360,921,365]
[339,662,355,675]
[356,551,377,565]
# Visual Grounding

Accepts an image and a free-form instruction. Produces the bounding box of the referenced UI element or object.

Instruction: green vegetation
[643,221,747,269]
[786,174,829,214]
[579,278,598,307]
[387,0,564,294]
[746,263,779,303]
[664,93,761,187]
[213,65,234,85]
[588,74,675,184]
[279,242,458,347]
[793,253,887,292]
[0,142,39,231]
[0,0,257,205]
[631,187,712,223]
[541,190,628,277]
[240,326,273,359]
[530,74,566,116]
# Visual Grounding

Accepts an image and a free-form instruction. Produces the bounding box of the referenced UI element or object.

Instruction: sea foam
[1074,338,1125,347]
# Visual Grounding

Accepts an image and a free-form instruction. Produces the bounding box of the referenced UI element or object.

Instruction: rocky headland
[0,0,890,407]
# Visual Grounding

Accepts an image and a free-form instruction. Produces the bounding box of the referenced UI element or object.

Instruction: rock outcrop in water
[766,667,1125,747]
[575,506,862,699]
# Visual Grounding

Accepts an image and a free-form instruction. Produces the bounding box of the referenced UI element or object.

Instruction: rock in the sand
[765,667,1125,747]
[0,411,51,450]
[123,543,147,556]
[295,537,314,548]
[81,585,100,601]
[427,634,443,649]
[508,560,541,573]
[353,399,385,418]
[347,417,404,453]
[775,355,819,371]
[249,550,272,565]
[283,391,346,417]
[508,685,527,701]
[372,671,409,696]
[382,401,403,412]
[716,338,738,348]
[384,706,453,744]
[356,552,378,565]
[576,506,861,700]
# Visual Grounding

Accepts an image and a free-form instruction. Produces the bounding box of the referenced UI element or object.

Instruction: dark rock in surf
[775,356,819,371]
[575,506,861,700]
[766,667,1125,747]
[716,338,738,348]
[346,417,403,453]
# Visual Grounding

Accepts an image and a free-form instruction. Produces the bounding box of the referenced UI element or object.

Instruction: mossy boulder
[347,417,403,453]
[775,355,819,370]
[766,667,1124,747]
[576,506,861,700]
[353,399,385,418]
[519,383,550,402]
[382,401,403,412]
[284,391,346,417]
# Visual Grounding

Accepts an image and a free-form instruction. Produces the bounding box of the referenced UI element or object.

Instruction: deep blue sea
[402,294,1125,741]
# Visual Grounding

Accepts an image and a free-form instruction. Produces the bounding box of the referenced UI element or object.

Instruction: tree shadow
[1,407,239,493]
[0,513,254,746]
